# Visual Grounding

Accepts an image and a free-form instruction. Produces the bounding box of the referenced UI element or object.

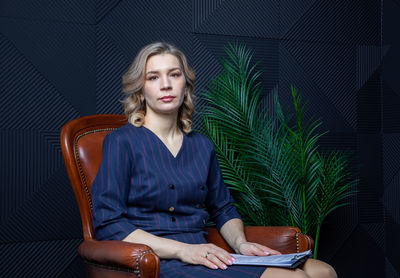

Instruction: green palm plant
[199,43,356,258]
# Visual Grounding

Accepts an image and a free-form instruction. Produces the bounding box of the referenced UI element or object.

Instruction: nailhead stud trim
[135,250,153,277]
[74,128,117,209]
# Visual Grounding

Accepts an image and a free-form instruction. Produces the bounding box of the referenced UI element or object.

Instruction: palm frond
[198,43,357,257]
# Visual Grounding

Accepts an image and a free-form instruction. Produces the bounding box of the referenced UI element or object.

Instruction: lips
[160,95,175,102]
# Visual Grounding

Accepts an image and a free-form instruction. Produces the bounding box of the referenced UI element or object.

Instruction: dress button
[169,184,175,189]
[200,185,205,191]
[196,204,201,209]
[169,206,175,212]
[171,217,176,222]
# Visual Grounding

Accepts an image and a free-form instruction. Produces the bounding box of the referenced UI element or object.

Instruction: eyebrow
[145,67,181,75]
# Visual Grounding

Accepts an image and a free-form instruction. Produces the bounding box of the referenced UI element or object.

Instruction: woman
[91,42,337,278]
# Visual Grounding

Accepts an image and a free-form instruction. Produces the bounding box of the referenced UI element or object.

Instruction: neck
[143,109,181,139]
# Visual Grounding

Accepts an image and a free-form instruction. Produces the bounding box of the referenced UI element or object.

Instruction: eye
[171,72,182,78]
[147,75,158,81]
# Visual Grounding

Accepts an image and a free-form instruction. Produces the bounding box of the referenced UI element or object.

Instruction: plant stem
[290,213,295,227]
[302,188,307,234]
[313,224,321,259]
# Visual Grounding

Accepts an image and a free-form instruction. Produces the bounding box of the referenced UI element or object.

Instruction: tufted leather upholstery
[61,114,313,278]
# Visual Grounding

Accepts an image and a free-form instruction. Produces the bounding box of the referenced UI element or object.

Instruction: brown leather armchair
[61,114,314,278]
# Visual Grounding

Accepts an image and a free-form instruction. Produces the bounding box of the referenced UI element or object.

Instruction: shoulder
[108,123,145,137]
[103,123,142,147]
[186,131,215,151]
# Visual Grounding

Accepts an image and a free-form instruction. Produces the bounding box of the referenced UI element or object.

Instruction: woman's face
[142,53,186,116]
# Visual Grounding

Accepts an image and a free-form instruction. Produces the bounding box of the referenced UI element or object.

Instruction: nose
[160,75,172,91]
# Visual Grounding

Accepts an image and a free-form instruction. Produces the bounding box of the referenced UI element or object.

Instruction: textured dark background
[0,0,398,277]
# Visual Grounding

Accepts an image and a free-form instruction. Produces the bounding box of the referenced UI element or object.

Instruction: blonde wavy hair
[122,42,195,134]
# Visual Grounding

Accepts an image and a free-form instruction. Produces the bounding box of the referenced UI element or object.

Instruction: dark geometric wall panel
[383,0,400,277]
[363,223,385,251]
[0,0,96,24]
[279,0,316,36]
[384,171,400,223]
[1,131,67,223]
[356,46,382,92]
[193,34,279,95]
[96,29,128,114]
[316,201,358,261]
[356,46,382,133]
[0,0,393,277]
[383,133,400,276]
[0,19,96,115]
[279,42,355,133]
[383,0,400,134]
[357,134,384,224]
[96,0,123,23]
[357,70,382,133]
[282,0,381,45]
[330,225,385,277]
[191,35,223,90]
[383,134,400,187]
[0,239,82,277]
[387,258,400,278]
[192,0,225,31]
[0,168,82,242]
[0,34,80,130]
[98,0,192,60]
[194,0,280,38]
[386,221,400,277]
[383,83,400,132]
[59,257,86,278]
[281,40,357,130]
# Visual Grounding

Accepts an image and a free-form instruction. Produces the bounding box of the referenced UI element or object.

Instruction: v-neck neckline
[141,125,185,159]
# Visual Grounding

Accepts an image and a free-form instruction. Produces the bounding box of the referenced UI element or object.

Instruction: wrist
[234,238,246,254]
[175,242,190,260]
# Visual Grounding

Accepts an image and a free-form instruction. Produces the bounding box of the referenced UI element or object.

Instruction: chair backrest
[61,114,128,240]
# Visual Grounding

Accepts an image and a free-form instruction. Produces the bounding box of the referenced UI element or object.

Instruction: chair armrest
[206,226,314,254]
[78,239,160,278]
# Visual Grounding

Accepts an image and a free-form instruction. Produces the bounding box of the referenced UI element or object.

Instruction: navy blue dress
[91,124,266,277]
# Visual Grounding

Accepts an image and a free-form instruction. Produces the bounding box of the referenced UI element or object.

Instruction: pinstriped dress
[91,124,266,277]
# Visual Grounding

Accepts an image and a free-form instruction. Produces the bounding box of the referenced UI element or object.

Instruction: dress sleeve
[205,148,242,231]
[91,132,137,241]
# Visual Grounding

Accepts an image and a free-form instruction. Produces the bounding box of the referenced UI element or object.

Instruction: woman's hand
[238,242,282,256]
[177,243,235,270]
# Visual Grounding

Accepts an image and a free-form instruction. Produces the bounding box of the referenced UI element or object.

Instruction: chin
[156,107,180,115]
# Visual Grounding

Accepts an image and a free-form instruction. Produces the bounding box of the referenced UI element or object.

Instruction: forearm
[124,228,236,270]
[219,218,247,253]
[122,229,187,259]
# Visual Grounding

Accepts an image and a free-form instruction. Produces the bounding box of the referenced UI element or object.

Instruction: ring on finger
[204,252,209,259]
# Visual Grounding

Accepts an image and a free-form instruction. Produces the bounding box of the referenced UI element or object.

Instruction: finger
[241,242,271,256]
[199,255,219,270]
[212,251,235,266]
[247,243,268,256]
[206,244,229,256]
[253,243,282,255]
[236,242,263,256]
[211,247,235,265]
[206,253,228,270]
[258,244,282,255]
[268,248,282,255]
[205,245,234,264]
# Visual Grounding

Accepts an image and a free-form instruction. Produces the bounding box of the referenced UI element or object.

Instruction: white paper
[231,250,312,267]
